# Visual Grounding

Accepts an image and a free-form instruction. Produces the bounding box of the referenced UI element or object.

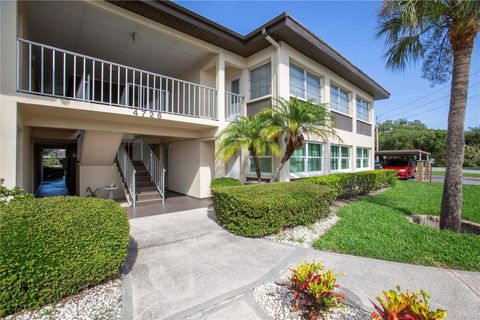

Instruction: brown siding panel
[246,98,271,116]
[356,120,372,136]
[332,111,353,132]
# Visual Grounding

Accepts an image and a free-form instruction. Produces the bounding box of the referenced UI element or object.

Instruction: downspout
[262,29,282,181]
[262,28,280,99]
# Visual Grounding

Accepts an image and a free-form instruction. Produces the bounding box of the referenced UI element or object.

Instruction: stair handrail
[135,138,166,203]
[117,142,136,207]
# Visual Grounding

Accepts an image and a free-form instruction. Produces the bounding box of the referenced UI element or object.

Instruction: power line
[380,82,480,120]
[398,92,480,120]
[378,69,480,117]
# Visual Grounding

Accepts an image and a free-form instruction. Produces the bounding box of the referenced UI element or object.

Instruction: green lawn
[313,181,480,271]
[432,171,480,178]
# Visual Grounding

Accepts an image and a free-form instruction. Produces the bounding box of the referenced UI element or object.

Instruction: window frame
[289,63,322,104]
[249,62,272,101]
[356,147,370,170]
[330,84,351,115]
[289,142,324,177]
[330,144,351,173]
[248,155,273,175]
[356,97,371,123]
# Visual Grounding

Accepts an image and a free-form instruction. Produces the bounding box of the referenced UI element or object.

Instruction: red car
[382,159,416,180]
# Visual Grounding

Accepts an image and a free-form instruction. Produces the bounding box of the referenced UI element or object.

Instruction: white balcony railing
[225,91,244,121]
[16,38,218,120]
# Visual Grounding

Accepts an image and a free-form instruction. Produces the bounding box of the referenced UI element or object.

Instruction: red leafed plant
[281,260,344,320]
[371,286,447,320]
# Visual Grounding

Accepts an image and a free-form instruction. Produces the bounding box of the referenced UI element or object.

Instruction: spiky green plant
[262,98,336,181]
[216,115,280,182]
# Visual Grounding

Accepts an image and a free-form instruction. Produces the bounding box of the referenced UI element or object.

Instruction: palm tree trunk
[272,141,296,182]
[252,153,262,182]
[440,45,473,232]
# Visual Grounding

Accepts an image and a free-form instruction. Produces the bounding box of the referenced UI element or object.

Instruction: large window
[249,154,273,173]
[250,62,271,99]
[289,63,322,103]
[331,145,350,171]
[356,98,370,122]
[290,142,323,173]
[330,84,350,114]
[356,148,370,169]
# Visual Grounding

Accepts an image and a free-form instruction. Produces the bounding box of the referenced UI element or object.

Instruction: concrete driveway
[122,207,480,320]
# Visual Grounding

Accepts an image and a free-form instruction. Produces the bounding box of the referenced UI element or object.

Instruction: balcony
[17,38,219,120]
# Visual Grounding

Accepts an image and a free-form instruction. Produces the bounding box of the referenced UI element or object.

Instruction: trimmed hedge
[212,182,336,237]
[298,170,397,199]
[0,196,130,316]
[210,177,243,190]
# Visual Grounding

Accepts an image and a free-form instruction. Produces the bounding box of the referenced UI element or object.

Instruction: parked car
[382,159,416,179]
[374,160,383,170]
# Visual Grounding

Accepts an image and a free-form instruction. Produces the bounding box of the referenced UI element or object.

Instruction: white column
[323,76,331,174]
[0,1,19,188]
[276,43,290,182]
[351,92,357,172]
[214,53,226,178]
[215,53,225,122]
[240,68,249,116]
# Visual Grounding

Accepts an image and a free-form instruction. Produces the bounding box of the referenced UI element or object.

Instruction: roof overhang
[375,150,432,156]
[107,0,390,100]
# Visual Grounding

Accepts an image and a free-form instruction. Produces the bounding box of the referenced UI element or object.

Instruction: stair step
[136,181,155,187]
[135,198,164,207]
[137,186,158,193]
[137,192,162,201]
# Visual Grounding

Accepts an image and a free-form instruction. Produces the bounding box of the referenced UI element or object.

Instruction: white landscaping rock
[253,282,371,320]
[265,213,340,247]
[265,189,389,248]
[3,279,122,320]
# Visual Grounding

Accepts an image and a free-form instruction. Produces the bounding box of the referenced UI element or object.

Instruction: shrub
[210,177,243,190]
[299,170,397,199]
[281,260,344,319]
[212,182,335,237]
[371,286,447,320]
[0,196,130,316]
[0,178,25,205]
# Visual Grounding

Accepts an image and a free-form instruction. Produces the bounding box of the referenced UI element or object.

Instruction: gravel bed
[254,282,371,320]
[265,190,389,248]
[265,212,340,247]
[3,279,122,320]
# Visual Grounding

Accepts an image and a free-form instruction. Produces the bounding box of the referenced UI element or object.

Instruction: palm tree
[262,98,336,181]
[216,115,280,182]
[376,0,479,232]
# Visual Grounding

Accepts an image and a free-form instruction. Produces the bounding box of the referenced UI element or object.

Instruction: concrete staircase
[130,161,163,206]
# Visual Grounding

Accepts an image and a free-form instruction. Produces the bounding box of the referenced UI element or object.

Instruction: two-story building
[0,0,389,206]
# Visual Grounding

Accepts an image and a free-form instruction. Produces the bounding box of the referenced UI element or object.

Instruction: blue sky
[176,0,480,130]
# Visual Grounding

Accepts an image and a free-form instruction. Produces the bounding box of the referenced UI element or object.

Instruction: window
[330,84,350,114]
[330,145,350,171]
[356,148,370,169]
[250,62,271,99]
[249,154,273,173]
[289,63,322,103]
[356,98,370,122]
[290,143,323,173]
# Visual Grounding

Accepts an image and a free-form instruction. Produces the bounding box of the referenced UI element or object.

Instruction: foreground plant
[281,260,344,319]
[371,286,447,320]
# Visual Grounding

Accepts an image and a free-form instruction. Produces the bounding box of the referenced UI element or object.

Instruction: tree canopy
[378,119,480,166]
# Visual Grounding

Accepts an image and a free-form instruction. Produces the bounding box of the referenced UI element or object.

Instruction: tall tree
[262,98,336,181]
[377,0,479,232]
[216,115,280,182]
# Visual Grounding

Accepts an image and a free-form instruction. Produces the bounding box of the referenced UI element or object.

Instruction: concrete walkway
[122,207,480,320]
